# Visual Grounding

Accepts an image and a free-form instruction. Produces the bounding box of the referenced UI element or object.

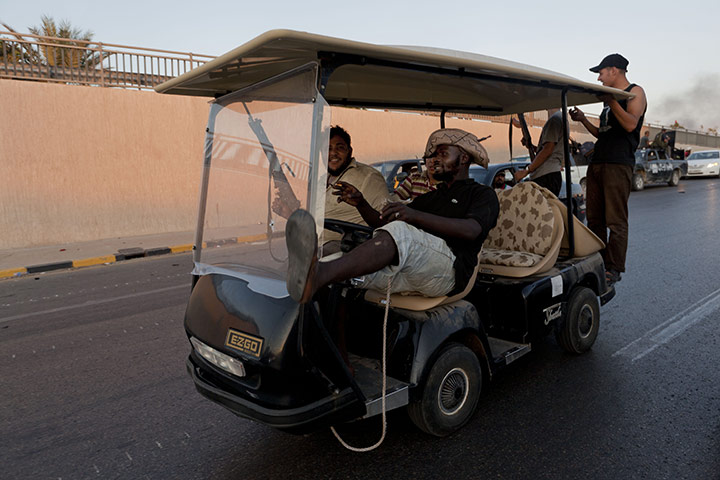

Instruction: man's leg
[286,209,398,303]
[602,164,633,273]
[531,171,562,197]
[586,163,607,249]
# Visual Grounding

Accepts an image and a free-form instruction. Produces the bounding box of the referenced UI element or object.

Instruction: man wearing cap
[285,128,499,303]
[570,53,647,287]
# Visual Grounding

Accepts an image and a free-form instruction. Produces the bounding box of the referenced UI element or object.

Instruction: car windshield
[688,151,719,160]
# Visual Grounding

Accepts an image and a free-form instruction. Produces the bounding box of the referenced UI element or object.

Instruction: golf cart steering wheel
[324,218,374,252]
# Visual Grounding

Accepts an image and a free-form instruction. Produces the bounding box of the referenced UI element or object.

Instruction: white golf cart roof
[156,29,632,114]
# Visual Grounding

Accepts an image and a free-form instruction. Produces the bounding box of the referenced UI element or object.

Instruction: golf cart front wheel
[408,343,481,437]
[556,287,600,354]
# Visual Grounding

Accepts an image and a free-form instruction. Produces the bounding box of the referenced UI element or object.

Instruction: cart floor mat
[349,354,408,402]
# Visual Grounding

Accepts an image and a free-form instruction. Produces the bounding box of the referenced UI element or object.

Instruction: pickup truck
[632,148,688,191]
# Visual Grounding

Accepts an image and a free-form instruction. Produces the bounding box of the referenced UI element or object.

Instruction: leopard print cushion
[483,182,555,255]
[479,247,544,267]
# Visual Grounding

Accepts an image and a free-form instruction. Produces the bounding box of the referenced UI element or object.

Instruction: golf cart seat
[476,181,563,278]
[363,250,483,312]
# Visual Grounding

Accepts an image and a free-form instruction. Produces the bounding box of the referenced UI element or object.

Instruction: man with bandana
[285,128,500,304]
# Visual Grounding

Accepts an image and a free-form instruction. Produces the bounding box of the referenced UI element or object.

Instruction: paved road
[2,178,719,480]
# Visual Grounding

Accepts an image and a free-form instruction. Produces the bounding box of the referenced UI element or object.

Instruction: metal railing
[0,30,215,90]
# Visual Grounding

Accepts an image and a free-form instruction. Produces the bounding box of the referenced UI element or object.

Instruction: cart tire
[556,287,600,354]
[632,173,644,191]
[668,169,680,186]
[408,343,481,437]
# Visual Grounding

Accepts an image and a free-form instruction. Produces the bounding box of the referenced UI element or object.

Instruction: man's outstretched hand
[331,181,365,207]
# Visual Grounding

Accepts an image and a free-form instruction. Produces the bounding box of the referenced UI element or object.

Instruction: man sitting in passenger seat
[323,126,391,254]
[285,128,499,304]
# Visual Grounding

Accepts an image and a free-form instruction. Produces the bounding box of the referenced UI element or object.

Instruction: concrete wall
[0,79,600,249]
[0,79,209,249]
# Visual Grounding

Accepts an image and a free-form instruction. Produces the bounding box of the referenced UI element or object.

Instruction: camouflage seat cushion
[479,182,556,265]
[478,247,543,267]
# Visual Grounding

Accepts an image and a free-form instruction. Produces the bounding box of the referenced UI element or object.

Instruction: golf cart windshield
[191,63,328,296]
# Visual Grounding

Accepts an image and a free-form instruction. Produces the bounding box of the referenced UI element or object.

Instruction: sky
[3,0,720,129]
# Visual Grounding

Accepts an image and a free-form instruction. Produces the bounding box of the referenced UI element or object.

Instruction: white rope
[331,276,392,452]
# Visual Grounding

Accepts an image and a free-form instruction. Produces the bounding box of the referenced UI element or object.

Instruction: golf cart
[156,30,631,439]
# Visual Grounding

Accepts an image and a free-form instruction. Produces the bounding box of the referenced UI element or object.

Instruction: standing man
[570,53,647,287]
[513,108,565,196]
[638,130,650,149]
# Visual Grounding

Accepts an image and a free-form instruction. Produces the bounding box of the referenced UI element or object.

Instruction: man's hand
[271,186,300,219]
[597,93,614,103]
[380,202,416,223]
[331,181,364,206]
[514,169,529,182]
[569,107,586,122]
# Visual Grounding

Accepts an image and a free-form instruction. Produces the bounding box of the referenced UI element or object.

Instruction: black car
[632,148,689,191]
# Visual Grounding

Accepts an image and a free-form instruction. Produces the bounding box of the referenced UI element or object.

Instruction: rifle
[242,103,301,218]
[516,113,536,161]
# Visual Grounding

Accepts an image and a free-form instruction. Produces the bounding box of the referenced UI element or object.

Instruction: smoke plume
[653,73,720,131]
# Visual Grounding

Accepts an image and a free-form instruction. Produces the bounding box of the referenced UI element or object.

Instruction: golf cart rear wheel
[632,173,644,191]
[556,287,600,354]
[408,343,481,437]
[668,169,680,186]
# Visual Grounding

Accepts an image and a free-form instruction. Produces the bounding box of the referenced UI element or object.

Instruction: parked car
[469,162,586,222]
[632,148,688,191]
[685,150,720,178]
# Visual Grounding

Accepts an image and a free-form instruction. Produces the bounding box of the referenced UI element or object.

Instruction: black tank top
[592,83,645,166]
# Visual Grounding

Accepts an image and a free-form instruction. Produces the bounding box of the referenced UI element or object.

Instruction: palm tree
[28,15,97,68]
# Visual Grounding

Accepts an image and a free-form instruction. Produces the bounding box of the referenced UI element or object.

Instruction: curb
[0,243,195,280]
[0,231,280,280]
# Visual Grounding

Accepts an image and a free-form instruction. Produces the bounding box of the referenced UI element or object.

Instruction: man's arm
[380,203,483,242]
[331,181,384,228]
[570,107,599,138]
[599,86,647,132]
[515,141,555,181]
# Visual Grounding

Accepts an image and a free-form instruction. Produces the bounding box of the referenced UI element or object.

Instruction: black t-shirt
[593,83,646,166]
[409,179,499,295]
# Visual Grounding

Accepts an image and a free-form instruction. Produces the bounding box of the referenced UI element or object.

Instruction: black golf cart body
[156,30,631,437]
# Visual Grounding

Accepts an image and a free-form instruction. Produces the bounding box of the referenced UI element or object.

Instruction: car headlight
[190,336,246,377]
[707,162,718,168]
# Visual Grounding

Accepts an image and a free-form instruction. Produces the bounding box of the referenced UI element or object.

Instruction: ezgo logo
[225,329,263,358]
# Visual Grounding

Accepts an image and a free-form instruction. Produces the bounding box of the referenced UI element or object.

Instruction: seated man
[286,128,499,303]
[323,126,391,254]
[394,156,441,200]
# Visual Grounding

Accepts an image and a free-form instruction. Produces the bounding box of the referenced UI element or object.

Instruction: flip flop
[286,209,318,303]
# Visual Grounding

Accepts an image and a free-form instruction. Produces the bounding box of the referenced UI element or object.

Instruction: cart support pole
[561,89,575,258]
[191,104,220,287]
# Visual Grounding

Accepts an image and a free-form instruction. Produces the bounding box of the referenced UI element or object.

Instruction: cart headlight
[190,337,246,377]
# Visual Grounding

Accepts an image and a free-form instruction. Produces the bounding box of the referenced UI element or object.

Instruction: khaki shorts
[359,221,456,297]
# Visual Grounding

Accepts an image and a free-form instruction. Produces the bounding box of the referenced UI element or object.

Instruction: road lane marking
[613,286,720,362]
[0,284,187,324]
